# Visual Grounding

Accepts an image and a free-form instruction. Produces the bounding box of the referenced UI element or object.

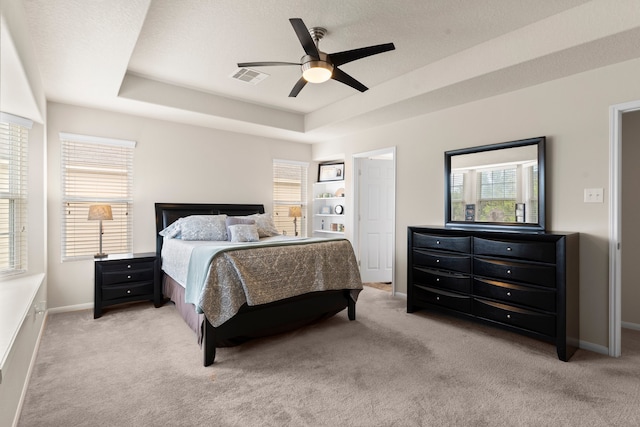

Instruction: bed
[155,202,363,366]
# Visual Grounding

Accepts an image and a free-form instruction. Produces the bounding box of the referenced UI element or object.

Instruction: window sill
[0,273,45,384]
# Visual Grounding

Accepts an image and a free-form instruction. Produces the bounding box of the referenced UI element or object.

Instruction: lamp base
[94,253,108,259]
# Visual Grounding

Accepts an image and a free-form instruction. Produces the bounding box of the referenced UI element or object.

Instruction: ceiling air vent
[230,68,269,85]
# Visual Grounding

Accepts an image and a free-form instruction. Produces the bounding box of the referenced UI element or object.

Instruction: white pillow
[163,215,229,241]
[247,213,279,237]
[228,224,260,242]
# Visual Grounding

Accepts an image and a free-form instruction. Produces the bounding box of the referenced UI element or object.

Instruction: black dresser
[407,226,579,361]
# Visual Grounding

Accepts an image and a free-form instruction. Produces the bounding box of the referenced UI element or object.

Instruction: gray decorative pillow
[225,217,256,241]
[247,213,280,237]
[159,218,183,239]
[228,224,260,242]
[180,215,228,241]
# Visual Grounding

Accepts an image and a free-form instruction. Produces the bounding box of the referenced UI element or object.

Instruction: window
[61,133,135,260]
[477,167,517,222]
[450,171,466,221]
[273,160,308,237]
[0,113,31,276]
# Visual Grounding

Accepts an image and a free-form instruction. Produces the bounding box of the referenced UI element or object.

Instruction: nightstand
[94,252,162,318]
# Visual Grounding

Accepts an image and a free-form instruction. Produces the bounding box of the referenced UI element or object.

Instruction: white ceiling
[19,0,640,143]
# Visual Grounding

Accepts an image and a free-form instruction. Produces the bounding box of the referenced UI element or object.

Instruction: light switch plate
[584,188,604,203]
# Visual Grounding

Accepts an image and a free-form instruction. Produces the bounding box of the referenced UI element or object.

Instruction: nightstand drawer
[102,267,154,286]
[102,282,154,301]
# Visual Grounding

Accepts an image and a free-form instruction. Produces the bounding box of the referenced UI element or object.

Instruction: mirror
[444,136,545,231]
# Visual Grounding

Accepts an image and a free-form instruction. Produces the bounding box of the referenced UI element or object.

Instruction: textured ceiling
[20,0,640,142]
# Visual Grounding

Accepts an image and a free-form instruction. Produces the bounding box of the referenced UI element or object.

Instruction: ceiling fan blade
[288,77,308,97]
[237,61,300,67]
[289,18,320,58]
[329,43,395,67]
[331,68,368,92]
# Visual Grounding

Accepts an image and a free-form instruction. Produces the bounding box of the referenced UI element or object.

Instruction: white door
[358,158,394,283]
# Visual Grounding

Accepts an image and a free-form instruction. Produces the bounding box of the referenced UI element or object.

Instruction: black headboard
[154,203,265,255]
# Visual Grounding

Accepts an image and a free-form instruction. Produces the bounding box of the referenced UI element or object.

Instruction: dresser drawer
[413,285,471,313]
[102,282,154,301]
[413,249,471,274]
[473,299,556,337]
[474,257,555,287]
[101,266,155,286]
[413,267,471,294]
[412,233,471,253]
[473,237,556,264]
[473,278,556,312]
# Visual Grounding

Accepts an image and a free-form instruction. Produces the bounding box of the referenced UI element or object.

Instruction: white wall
[46,102,312,309]
[621,109,640,327]
[0,1,48,425]
[313,57,640,349]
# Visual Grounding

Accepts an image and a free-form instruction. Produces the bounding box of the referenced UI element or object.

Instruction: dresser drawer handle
[126,289,131,294]
[436,240,440,245]
[506,314,511,319]
[506,247,512,251]
[127,275,131,279]
[127,264,131,269]
[436,278,440,282]
[436,259,440,263]
[506,292,511,297]
[436,296,440,301]
[506,269,512,274]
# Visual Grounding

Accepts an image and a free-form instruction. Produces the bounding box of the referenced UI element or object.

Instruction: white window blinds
[273,160,308,237]
[0,113,31,276]
[61,133,135,260]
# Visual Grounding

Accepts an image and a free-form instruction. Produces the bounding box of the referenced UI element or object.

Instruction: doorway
[353,148,396,293]
[609,100,640,357]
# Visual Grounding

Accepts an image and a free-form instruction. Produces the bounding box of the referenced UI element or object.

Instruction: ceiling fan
[237,18,395,97]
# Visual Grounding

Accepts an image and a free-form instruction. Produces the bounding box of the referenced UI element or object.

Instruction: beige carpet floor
[19,288,640,426]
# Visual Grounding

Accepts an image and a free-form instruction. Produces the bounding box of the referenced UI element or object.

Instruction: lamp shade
[288,206,302,218]
[88,204,113,221]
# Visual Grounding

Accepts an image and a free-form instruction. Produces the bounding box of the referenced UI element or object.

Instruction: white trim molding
[609,99,640,357]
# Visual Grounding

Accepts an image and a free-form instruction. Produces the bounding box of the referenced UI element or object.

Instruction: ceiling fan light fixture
[302,60,333,83]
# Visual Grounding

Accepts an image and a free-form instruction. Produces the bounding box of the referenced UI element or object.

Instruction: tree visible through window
[477,168,517,222]
[61,133,135,260]
[273,160,308,237]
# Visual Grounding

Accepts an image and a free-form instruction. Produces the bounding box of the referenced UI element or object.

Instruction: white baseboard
[622,321,640,331]
[47,303,93,314]
[578,340,609,355]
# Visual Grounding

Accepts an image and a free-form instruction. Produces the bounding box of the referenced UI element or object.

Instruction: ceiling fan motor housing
[301,52,334,83]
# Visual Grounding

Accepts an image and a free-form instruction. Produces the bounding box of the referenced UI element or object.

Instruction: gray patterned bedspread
[183,238,362,327]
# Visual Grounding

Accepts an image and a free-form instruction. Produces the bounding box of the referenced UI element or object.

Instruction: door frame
[609,99,640,357]
[353,147,397,294]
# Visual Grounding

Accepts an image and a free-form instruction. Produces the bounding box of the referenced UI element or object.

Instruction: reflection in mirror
[445,137,545,231]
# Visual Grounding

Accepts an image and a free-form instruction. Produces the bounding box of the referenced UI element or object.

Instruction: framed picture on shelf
[318,162,344,182]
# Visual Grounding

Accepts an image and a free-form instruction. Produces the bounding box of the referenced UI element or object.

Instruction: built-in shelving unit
[312,180,346,238]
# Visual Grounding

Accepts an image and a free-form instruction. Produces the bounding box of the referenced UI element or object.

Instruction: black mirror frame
[444,136,546,232]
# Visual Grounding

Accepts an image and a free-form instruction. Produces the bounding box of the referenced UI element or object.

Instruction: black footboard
[203,289,356,366]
